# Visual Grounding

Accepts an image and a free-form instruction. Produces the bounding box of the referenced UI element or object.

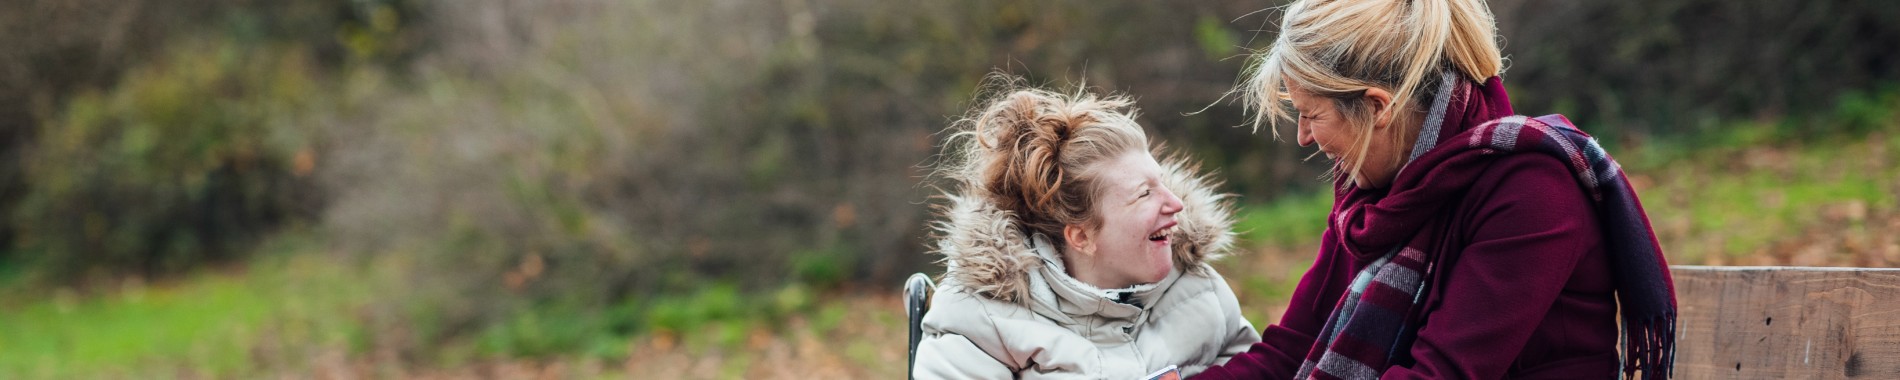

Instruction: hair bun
[981,90,1074,212]
[941,74,1146,247]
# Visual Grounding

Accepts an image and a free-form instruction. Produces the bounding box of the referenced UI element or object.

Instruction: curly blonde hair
[941,74,1150,247]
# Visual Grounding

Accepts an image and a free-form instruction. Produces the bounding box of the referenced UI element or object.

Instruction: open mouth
[1147,225,1176,242]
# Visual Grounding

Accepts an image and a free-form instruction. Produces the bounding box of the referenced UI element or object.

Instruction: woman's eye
[1140,190,1151,198]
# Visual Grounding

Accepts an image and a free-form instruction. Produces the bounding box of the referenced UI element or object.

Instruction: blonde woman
[1195,0,1677,379]
[912,76,1260,378]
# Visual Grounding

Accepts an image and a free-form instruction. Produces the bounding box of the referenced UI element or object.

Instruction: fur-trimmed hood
[930,154,1238,305]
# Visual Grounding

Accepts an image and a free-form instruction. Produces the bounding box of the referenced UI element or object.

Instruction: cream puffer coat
[913,157,1260,379]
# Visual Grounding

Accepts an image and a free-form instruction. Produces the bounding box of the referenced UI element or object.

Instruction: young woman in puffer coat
[911,76,1261,379]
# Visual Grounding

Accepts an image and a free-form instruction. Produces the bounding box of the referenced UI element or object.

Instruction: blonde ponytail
[1239,0,1502,184]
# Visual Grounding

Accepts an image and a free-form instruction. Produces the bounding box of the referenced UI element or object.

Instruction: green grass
[1628,128,1899,264]
[0,237,371,379]
[455,278,829,368]
[1235,190,1333,249]
[1613,85,1900,264]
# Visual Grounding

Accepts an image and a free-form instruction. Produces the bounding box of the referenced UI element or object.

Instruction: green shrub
[10,40,321,281]
[791,248,853,290]
[0,0,432,270]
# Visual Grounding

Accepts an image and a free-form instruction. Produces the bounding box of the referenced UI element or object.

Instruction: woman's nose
[1296,120,1315,147]
[1158,188,1184,215]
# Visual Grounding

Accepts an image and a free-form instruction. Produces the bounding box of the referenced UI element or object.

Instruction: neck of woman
[1060,248,1134,291]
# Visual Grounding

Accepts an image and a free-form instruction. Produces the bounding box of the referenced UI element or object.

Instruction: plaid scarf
[1296,74,1677,380]
[1294,245,1433,380]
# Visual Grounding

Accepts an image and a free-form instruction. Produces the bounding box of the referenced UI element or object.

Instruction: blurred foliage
[10,40,322,281]
[0,0,425,278]
[297,2,1312,361]
[1495,0,1900,141]
[2,0,1899,371]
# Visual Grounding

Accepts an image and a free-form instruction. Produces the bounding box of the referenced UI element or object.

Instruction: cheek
[1104,219,1149,251]
[1111,220,1145,246]
[1101,216,1170,281]
[1318,122,1371,159]
[1312,122,1346,147]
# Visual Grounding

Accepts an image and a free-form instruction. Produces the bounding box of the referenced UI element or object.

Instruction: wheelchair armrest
[905,272,934,380]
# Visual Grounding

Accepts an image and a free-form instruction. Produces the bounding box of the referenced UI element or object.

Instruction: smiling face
[1063,151,1184,289]
[1286,80,1406,189]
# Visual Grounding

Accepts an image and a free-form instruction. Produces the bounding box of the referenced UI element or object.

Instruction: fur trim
[929,154,1237,305]
[1158,153,1238,274]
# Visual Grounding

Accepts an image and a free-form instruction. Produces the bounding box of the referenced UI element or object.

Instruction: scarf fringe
[1622,313,1677,379]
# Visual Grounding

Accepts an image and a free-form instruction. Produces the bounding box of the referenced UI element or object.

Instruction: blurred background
[1,0,1896,378]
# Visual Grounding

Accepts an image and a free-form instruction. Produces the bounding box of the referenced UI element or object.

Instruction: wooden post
[1671,265,1900,379]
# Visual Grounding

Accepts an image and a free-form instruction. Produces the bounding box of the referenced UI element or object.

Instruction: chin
[1145,267,1172,283]
[1147,251,1174,281]
[1352,178,1386,190]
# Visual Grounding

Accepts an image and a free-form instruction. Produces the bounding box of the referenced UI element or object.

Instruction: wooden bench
[1672,265,1900,379]
[903,266,1900,379]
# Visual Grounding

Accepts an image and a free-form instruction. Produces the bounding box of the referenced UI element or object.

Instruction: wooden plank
[1671,265,1900,379]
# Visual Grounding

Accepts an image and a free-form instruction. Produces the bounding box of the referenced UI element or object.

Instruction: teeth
[1149,226,1175,240]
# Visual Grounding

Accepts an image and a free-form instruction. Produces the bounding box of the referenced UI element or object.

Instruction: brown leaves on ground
[275,295,910,379]
[1708,201,1900,267]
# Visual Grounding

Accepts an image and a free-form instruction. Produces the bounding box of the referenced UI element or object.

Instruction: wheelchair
[904,272,934,380]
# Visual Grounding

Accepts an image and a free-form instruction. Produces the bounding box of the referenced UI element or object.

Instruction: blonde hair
[942,74,1150,245]
[1241,0,1503,184]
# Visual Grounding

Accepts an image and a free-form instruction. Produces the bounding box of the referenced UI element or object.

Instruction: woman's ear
[1063,224,1096,257]
[1363,87,1395,129]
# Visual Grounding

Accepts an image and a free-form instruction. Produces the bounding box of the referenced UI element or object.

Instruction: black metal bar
[905,272,933,380]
